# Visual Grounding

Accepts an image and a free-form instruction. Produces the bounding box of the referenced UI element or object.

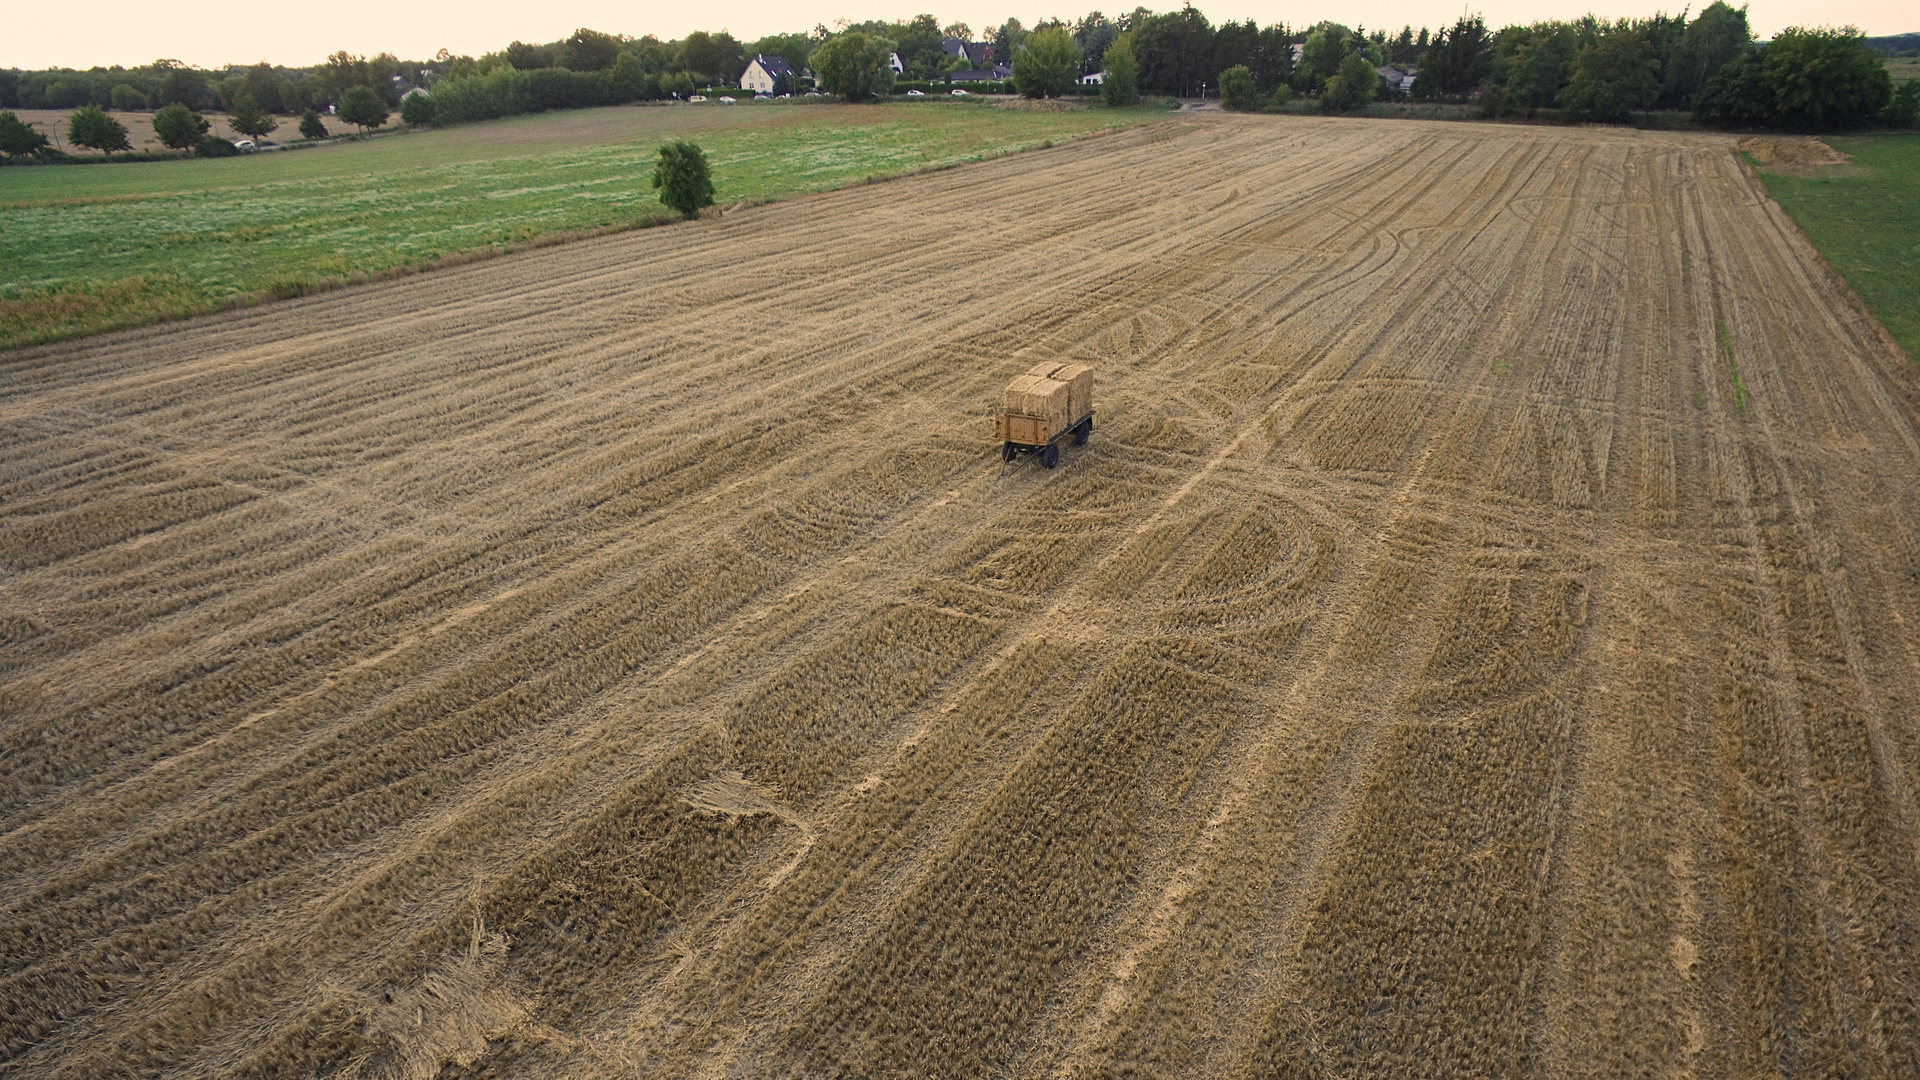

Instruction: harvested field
[5,114,1920,1078]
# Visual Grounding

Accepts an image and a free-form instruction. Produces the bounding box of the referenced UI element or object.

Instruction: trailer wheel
[1042,443,1060,469]
[1002,441,1017,463]
[1073,418,1091,446]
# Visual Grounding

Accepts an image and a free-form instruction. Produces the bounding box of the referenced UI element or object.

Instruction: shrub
[1886,80,1920,127]
[399,93,435,126]
[1220,64,1261,111]
[110,84,147,111]
[298,109,329,139]
[195,134,241,157]
[651,139,715,219]
[152,103,209,150]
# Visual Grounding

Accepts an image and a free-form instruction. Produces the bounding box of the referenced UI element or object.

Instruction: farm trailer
[998,362,1094,469]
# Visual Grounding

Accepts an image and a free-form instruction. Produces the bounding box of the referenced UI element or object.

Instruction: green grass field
[1751,135,1920,362]
[0,102,1163,350]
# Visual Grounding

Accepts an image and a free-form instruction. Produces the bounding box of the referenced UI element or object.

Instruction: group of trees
[2,4,1910,148]
[1174,2,1908,128]
[0,54,429,119]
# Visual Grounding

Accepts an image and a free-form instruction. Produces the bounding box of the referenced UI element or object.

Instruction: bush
[299,109,329,139]
[195,134,242,157]
[152,103,210,150]
[1886,80,1920,127]
[110,84,147,111]
[651,139,715,219]
[1220,65,1260,111]
[400,92,435,126]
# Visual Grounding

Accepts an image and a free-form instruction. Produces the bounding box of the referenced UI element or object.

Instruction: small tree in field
[651,139,715,219]
[68,105,132,154]
[337,85,389,132]
[400,92,435,126]
[1100,34,1139,105]
[299,109,329,139]
[152,103,210,149]
[229,91,278,139]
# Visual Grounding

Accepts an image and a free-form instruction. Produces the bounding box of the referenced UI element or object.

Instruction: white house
[741,55,796,93]
[1078,70,1106,85]
[889,52,905,74]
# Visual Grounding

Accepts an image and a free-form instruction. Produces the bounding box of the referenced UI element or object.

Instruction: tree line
[1,4,1911,142]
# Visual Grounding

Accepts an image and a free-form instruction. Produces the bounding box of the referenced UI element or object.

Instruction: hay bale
[1005,374,1047,414]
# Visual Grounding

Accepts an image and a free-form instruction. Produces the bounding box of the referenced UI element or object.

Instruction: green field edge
[1742,135,1920,366]
[0,120,1146,354]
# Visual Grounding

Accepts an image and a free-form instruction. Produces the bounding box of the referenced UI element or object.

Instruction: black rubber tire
[1073,418,1090,446]
[1042,442,1060,469]
[1002,441,1017,463]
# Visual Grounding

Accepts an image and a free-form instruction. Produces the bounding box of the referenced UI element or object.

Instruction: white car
[232,139,256,152]
[907,89,925,96]
[951,88,970,96]
[755,94,773,101]
[689,94,707,102]
[717,96,736,104]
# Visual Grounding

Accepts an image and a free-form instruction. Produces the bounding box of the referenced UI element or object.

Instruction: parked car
[717,96,736,104]
[951,89,970,96]
[907,89,925,96]
[232,139,256,152]
[755,94,773,101]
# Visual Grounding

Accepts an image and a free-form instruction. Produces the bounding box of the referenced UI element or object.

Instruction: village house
[740,54,795,94]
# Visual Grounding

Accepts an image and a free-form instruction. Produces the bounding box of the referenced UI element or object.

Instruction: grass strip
[1748,134,1920,363]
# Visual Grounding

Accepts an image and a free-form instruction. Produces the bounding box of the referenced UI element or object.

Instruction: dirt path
[4,114,1918,1079]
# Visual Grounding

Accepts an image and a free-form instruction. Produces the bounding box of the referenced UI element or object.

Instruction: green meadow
[1752,135,1920,362]
[0,102,1162,350]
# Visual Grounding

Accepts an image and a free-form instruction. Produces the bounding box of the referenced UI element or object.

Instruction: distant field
[0,102,1162,350]
[1887,57,1918,82]
[1750,135,1920,361]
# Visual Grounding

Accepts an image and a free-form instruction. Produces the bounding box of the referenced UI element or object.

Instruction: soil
[4,114,1919,1080]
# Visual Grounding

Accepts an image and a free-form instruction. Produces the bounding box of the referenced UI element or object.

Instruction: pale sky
[4,0,1910,71]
